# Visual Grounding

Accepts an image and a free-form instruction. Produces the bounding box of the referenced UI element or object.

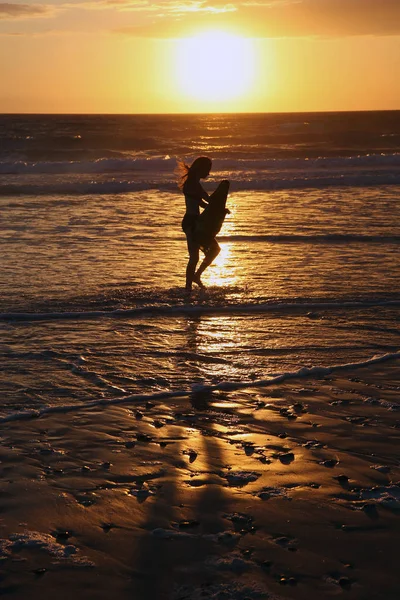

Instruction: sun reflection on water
[184,315,249,384]
[205,242,238,287]
[200,196,239,287]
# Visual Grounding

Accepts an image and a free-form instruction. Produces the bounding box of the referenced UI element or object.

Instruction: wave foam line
[2,299,400,322]
[2,173,400,196]
[1,350,399,424]
[1,154,400,175]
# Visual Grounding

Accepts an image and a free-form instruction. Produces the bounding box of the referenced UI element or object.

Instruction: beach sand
[1,360,399,600]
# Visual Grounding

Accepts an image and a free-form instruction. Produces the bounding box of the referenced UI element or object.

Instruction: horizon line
[1,108,399,117]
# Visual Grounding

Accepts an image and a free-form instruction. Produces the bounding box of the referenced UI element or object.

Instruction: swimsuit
[182,193,200,241]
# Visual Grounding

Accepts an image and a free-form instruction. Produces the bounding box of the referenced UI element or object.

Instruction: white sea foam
[360,485,400,509]
[1,349,399,425]
[1,153,400,195]
[1,154,399,175]
[1,531,95,567]
[2,172,400,196]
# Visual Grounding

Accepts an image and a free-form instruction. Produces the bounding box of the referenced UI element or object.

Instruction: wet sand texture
[0,360,399,600]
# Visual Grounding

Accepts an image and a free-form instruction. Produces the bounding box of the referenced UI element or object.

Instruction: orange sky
[1,1,399,113]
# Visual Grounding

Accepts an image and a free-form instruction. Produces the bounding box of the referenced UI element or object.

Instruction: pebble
[75,493,96,506]
[188,450,198,462]
[321,459,338,468]
[136,433,152,442]
[278,452,295,464]
[348,416,368,424]
[257,456,270,464]
[338,577,352,588]
[33,568,46,576]
[371,465,391,473]
[226,513,254,526]
[257,487,285,500]
[274,536,291,547]
[39,447,54,455]
[362,503,379,518]
[225,471,261,486]
[334,474,349,482]
[54,530,71,540]
[303,440,324,449]
[135,411,144,420]
[178,520,200,529]
[364,397,380,405]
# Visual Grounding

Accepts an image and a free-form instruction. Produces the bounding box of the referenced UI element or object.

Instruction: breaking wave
[1,154,400,175]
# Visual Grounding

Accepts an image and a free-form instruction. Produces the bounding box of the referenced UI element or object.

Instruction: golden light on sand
[175,31,256,103]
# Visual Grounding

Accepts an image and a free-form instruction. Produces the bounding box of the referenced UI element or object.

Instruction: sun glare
[175,31,256,103]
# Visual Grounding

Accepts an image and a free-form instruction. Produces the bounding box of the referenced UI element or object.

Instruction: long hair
[175,159,190,190]
[176,156,212,190]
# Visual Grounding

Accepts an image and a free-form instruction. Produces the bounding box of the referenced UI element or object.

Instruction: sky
[1,0,400,113]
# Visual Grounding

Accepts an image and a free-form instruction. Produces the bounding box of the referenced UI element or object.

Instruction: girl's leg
[194,239,220,285]
[185,239,200,292]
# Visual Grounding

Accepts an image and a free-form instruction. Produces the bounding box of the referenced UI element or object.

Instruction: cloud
[0,3,52,19]
[3,1,399,37]
[74,0,235,14]
[112,0,400,38]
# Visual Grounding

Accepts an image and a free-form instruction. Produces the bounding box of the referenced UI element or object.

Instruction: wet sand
[1,360,399,600]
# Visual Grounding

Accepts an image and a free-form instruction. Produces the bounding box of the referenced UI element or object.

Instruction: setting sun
[175,31,256,103]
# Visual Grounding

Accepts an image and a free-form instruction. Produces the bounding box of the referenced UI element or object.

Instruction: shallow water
[2,186,400,306]
[1,111,400,419]
[1,184,400,418]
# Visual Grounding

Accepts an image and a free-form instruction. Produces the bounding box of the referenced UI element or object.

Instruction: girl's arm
[184,180,209,207]
[197,183,209,207]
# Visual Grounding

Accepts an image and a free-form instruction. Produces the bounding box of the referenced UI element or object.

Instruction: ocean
[1,111,400,420]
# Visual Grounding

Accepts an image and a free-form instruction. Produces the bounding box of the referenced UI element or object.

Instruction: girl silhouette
[177,156,224,293]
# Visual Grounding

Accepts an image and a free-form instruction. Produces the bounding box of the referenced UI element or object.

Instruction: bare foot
[193,274,205,289]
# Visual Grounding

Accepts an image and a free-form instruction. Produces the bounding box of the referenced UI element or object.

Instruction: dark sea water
[1,111,400,194]
[1,111,400,419]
